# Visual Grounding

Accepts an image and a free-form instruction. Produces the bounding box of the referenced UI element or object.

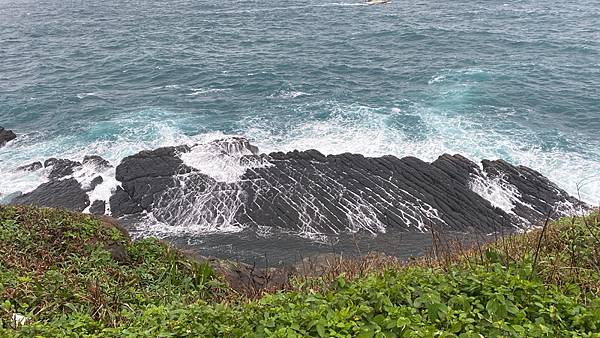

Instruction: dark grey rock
[14,139,580,237]
[109,186,143,218]
[236,151,512,233]
[87,176,104,191]
[83,155,112,169]
[0,127,16,147]
[208,137,259,155]
[111,146,195,217]
[481,159,586,221]
[11,178,89,211]
[1,191,23,204]
[16,161,43,172]
[432,154,481,186]
[44,158,82,180]
[115,146,192,182]
[89,200,106,215]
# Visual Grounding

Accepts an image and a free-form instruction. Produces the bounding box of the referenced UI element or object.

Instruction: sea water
[1,0,599,258]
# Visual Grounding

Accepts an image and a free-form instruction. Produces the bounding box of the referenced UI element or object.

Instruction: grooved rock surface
[108,140,587,234]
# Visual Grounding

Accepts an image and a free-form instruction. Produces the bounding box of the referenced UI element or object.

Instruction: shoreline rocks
[7,138,590,234]
[0,127,16,147]
[11,178,90,211]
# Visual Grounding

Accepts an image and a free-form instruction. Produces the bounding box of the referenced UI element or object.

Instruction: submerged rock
[83,155,112,169]
[16,161,43,172]
[0,127,16,147]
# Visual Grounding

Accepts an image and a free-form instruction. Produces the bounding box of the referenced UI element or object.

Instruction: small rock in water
[83,155,112,169]
[0,127,16,147]
[44,158,82,180]
[0,191,23,204]
[16,161,43,172]
[87,176,104,191]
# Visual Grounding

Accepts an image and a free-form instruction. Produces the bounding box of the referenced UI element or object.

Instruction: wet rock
[111,146,195,217]
[0,191,23,204]
[109,186,143,217]
[432,154,481,186]
[11,178,89,211]
[16,161,43,172]
[89,200,106,215]
[209,137,259,155]
[83,155,112,169]
[17,139,580,235]
[44,158,82,180]
[115,146,192,182]
[108,143,586,233]
[237,151,512,233]
[481,159,586,220]
[88,176,104,191]
[432,154,589,225]
[0,127,16,147]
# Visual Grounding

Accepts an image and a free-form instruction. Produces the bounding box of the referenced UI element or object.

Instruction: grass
[1,205,599,337]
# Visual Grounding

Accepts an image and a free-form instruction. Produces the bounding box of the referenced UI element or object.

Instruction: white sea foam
[187,88,230,96]
[270,90,312,99]
[180,138,269,183]
[70,164,119,215]
[469,173,521,215]
[76,92,99,99]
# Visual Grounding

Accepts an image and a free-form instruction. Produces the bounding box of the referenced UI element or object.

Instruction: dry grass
[243,209,600,300]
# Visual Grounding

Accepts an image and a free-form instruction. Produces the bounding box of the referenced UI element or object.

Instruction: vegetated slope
[1,205,599,337]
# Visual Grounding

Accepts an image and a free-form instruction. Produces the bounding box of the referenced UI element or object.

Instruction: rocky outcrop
[111,146,197,217]
[106,139,587,234]
[9,155,113,212]
[432,154,584,225]
[16,161,43,172]
[8,138,589,234]
[235,151,512,233]
[83,155,112,169]
[44,158,82,180]
[0,127,16,147]
[11,178,90,211]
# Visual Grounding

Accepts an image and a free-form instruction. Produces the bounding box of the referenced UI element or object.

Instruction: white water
[1,104,598,237]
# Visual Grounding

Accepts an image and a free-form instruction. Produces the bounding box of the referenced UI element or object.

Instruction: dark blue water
[1,0,599,205]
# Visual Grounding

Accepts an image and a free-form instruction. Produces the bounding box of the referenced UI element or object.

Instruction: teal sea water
[1,0,599,205]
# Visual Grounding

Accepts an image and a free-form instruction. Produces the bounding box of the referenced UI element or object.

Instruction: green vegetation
[1,205,599,337]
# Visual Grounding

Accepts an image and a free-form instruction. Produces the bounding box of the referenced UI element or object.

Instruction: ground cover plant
[1,205,599,337]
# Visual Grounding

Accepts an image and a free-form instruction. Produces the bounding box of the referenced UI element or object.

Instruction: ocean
[1,0,599,261]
